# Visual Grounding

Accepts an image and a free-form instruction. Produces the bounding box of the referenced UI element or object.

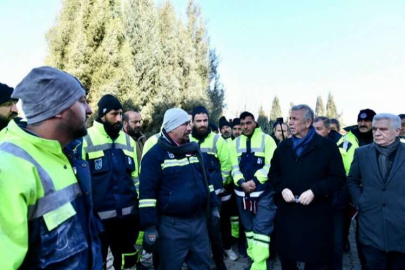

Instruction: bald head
[123,111,142,137]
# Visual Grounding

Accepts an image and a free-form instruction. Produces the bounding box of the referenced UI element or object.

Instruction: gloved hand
[143,226,159,253]
[211,207,221,231]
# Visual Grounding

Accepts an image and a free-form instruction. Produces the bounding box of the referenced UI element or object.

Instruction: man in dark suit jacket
[270,104,346,269]
[348,113,405,270]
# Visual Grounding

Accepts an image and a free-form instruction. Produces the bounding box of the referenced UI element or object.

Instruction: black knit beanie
[0,83,15,105]
[192,105,209,120]
[219,116,231,129]
[97,94,122,118]
[232,118,240,127]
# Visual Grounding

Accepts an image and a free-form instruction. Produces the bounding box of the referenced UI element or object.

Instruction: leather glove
[211,207,221,231]
[143,226,159,253]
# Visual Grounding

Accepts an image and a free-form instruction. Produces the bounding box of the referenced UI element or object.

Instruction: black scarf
[374,137,401,182]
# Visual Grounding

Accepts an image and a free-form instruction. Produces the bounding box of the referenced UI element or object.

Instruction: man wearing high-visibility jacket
[230,111,277,270]
[190,106,236,269]
[83,94,140,270]
[0,66,103,269]
[141,133,160,158]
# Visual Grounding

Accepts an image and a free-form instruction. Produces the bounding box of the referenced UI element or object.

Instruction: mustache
[359,125,368,128]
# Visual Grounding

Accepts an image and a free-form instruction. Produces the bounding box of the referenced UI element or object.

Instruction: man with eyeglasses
[0,82,18,132]
[139,108,219,269]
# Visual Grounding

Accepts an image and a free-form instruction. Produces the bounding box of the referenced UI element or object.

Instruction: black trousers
[329,209,345,270]
[220,198,234,250]
[362,244,405,270]
[100,215,139,270]
[207,208,226,267]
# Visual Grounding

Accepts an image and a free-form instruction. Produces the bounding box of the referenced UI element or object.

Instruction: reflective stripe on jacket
[230,127,277,198]
[337,133,360,175]
[0,120,99,269]
[83,121,139,220]
[190,131,232,196]
[139,137,218,228]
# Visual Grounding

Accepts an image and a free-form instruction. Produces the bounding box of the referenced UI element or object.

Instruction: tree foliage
[46,0,224,134]
[315,96,325,116]
[269,96,282,122]
[257,106,270,134]
[207,49,225,123]
[326,92,338,119]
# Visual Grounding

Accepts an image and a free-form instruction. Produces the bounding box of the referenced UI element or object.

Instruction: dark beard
[192,126,211,141]
[126,126,137,137]
[0,113,17,130]
[72,125,88,140]
[103,121,122,139]
[0,116,9,130]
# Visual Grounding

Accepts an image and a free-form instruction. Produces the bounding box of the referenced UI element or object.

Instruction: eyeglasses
[0,100,16,107]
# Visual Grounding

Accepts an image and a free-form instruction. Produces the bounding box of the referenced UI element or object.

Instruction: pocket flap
[43,202,76,231]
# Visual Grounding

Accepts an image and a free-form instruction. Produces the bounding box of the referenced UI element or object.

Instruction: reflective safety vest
[230,127,277,198]
[141,133,160,159]
[83,121,139,220]
[337,133,360,175]
[0,120,94,269]
[190,131,232,199]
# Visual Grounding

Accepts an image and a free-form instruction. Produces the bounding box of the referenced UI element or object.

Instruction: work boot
[224,248,238,261]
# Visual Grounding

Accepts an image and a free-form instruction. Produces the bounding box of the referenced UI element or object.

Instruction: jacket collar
[93,120,109,137]
[242,127,262,140]
[367,142,405,186]
[285,133,324,158]
[5,120,64,155]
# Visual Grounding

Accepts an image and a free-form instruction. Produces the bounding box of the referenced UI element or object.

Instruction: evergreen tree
[207,49,225,122]
[286,102,294,123]
[45,0,220,134]
[326,92,338,119]
[269,96,283,121]
[257,106,270,134]
[315,96,325,116]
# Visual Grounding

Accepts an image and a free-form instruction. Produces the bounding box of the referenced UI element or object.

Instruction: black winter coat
[269,133,346,264]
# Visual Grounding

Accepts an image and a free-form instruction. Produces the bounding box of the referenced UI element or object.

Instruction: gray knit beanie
[12,66,86,124]
[163,108,189,132]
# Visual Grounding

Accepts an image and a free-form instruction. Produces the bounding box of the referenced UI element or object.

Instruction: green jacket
[230,127,277,198]
[337,132,360,175]
[190,131,232,194]
[0,121,91,269]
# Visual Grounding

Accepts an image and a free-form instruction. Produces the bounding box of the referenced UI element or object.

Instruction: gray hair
[372,113,401,130]
[291,104,314,123]
[314,116,330,128]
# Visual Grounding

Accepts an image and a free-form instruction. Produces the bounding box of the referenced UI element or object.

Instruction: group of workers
[1,66,405,270]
